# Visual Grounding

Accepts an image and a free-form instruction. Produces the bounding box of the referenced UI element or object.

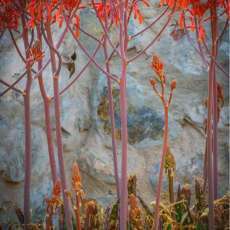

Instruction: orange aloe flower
[46,179,63,213]
[72,161,84,198]
[151,55,164,79]
[27,40,44,64]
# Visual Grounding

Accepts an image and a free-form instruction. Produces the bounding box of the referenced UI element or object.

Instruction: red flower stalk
[42,21,73,229]
[101,0,120,199]
[21,16,33,228]
[149,55,176,230]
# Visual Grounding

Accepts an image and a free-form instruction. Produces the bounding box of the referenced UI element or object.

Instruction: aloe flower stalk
[42,22,73,229]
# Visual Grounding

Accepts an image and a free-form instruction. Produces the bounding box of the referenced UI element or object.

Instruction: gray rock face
[96,81,164,144]
[0,2,229,223]
[127,106,164,144]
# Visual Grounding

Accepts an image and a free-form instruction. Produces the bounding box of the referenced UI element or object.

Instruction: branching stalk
[43,22,73,229]
[21,12,33,226]
[36,25,57,184]
[103,1,120,199]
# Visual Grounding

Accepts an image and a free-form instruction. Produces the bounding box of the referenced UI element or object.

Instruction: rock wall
[0,2,229,223]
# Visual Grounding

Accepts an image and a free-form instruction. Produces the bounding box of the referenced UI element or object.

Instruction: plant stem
[153,105,169,230]
[119,65,128,230]
[36,25,57,184]
[103,1,120,199]
[0,78,24,96]
[119,1,129,228]
[206,1,218,228]
[21,13,33,226]
[45,23,73,229]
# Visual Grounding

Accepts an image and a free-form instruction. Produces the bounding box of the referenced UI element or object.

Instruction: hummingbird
[62,51,77,78]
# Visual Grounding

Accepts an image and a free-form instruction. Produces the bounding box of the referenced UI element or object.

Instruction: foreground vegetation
[3,161,229,229]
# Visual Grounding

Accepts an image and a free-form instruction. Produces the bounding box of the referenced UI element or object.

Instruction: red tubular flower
[27,0,43,28]
[63,0,81,11]
[190,3,208,17]
[27,0,82,29]
[198,24,206,42]
[93,0,149,25]
[132,0,150,24]
[74,15,80,38]
[179,0,190,9]
[133,4,144,24]
[178,11,185,29]
[55,5,64,28]
[94,2,113,22]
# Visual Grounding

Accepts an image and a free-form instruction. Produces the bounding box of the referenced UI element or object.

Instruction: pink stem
[212,69,218,200]
[209,3,219,201]
[0,78,24,95]
[119,67,128,230]
[21,12,33,226]
[206,1,218,228]
[8,29,37,74]
[203,41,229,78]
[79,26,102,44]
[103,2,120,199]
[153,105,168,230]
[105,42,120,64]
[216,18,228,45]
[119,1,129,229]
[8,29,26,63]
[36,25,57,184]
[44,23,72,229]
[206,60,215,230]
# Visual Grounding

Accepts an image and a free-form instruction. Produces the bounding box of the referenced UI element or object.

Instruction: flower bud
[149,79,157,88]
[152,55,164,73]
[170,79,177,90]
